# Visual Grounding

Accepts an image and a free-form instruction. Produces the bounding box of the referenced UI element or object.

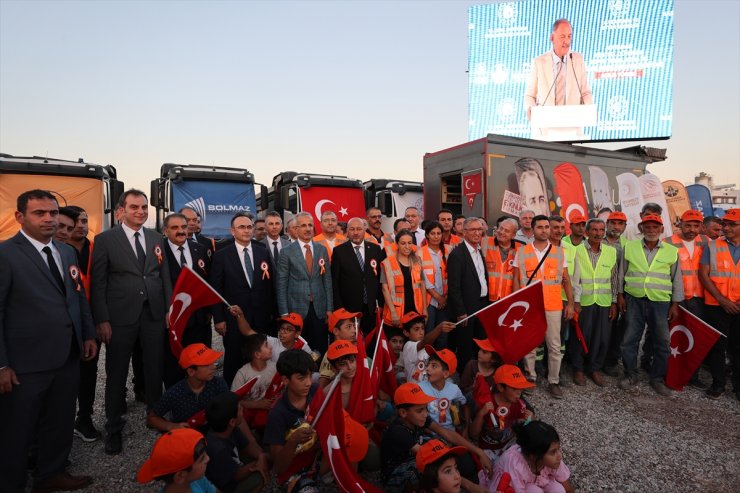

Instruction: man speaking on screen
[524,18,592,120]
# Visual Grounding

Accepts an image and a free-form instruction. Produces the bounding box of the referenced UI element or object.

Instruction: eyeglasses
[465,228,484,232]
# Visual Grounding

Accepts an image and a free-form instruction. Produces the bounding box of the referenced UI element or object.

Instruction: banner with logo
[462,168,484,217]
[172,180,256,239]
[298,186,366,234]
[392,191,424,219]
[662,180,691,230]
[686,184,714,218]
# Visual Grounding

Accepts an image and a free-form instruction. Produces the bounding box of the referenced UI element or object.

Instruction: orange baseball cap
[278,313,304,330]
[343,411,369,462]
[474,338,496,352]
[394,382,435,406]
[494,364,535,389]
[680,210,703,223]
[327,340,358,360]
[722,208,740,222]
[329,308,361,331]
[137,428,205,483]
[178,343,223,369]
[569,212,587,224]
[639,214,663,225]
[415,439,467,472]
[607,211,627,222]
[424,345,457,375]
[401,311,426,326]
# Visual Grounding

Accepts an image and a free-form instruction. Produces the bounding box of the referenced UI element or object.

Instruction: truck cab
[150,163,267,239]
[258,172,366,234]
[363,179,424,233]
[0,153,123,241]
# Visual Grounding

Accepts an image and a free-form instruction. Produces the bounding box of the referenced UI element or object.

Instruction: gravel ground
[38,331,740,493]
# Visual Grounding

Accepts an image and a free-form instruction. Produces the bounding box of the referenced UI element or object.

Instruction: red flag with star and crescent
[348,325,375,424]
[665,306,722,391]
[476,281,547,364]
[297,185,366,234]
[168,265,225,358]
[370,320,398,397]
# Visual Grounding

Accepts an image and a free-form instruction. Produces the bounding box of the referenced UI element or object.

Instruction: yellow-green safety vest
[575,243,617,307]
[623,240,678,302]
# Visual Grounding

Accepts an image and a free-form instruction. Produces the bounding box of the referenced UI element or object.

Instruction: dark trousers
[131,336,145,396]
[359,303,377,335]
[0,347,79,492]
[451,297,488,373]
[222,323,246,387]
[76,349,99,420]
[303,302,328,356]
[105,305,164,435]
[704,304,740,391]
[570,304,610,373]
[604,312,626,369]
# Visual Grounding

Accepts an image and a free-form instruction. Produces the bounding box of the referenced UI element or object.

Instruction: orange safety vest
[705,238,740,305]
[664,233,708,300]
[365,231,393,250]
[80,240,94,302]
[444,234,462,247]
[516,243,565,311]
[485,242,521,302]
[313,233,347,259]
[417,244,451,304]
[381,255,424,325]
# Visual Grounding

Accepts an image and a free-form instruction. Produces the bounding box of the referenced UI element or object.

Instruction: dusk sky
[1,0,738,194]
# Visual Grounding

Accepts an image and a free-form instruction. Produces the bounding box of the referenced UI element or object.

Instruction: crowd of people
[0,186,738,493]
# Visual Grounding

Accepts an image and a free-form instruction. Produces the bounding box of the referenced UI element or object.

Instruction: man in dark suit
[447,217,490,371]
[332,217,384,334]
[161,213,212,387]
[180,206,215,263]
[0,189,97,492]
[90,189,171,455]
[210,212,275,385]
[277,212,333,355]
[260,210,290,268]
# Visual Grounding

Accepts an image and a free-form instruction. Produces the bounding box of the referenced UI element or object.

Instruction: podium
[530,104,597,142]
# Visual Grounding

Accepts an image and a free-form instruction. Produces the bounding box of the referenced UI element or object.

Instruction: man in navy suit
[161,213,213,387]
[210,212,275,385]
[0,189,97,492]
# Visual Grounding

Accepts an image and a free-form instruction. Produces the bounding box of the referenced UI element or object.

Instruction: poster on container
[172,180,256,239]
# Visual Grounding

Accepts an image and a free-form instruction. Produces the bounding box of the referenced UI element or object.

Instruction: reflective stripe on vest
[382,255,424,323]
[560,243,576,301]
[575,243,616,307]
[418,245,450,304]
[623,240,678,302]
[664,233,707,299]
[517,244,564,311]
[365,232,393,250]
[486,243,519,302]
[705,238,740,305]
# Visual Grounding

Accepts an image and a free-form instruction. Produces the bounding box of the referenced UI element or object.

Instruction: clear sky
[1,0,738,194]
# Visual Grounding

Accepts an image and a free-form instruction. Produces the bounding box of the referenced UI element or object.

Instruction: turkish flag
[463,172,482,209]
[349,326,375,424]
[553,163,588,235]
[244,371,286,428]
[370,322,398,397]
[168,265,224,358]
[186,376,258,428]
[665,307,722,391]
[477,281,547,364]
[298,185,366,234]
[314,378,382,493]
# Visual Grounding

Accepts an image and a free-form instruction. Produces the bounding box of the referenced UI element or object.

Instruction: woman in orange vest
[417,222,452,341]
[381,229,427,327]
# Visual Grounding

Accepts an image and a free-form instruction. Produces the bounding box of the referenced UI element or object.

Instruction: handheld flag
[665,307,722,391]
[186,376,258,428]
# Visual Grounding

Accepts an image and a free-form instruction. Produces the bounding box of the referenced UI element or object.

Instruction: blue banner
[685,184,713,218]
[172,180,256,239]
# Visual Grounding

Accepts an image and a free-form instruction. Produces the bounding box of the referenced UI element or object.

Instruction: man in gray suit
[260,210,290,267]
[90,189,171,455]
[0,189,97,492]
[277,212,333,354]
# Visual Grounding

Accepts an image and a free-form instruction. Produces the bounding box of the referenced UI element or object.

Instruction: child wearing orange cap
[147,344,229,433]
[419,346,468,432]
[460,338,503,397]
[229,305,316,363]
[380,382,492,493]
[470,364,536,462]
[400,312,456,384]
[318,308,362,388]
[416,439,475,493]
[137,428,216,492]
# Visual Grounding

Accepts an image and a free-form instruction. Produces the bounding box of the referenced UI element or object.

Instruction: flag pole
[370,319,385,363]
[454,281,543,326]
[310,370,344,429]
[181,264,231,307]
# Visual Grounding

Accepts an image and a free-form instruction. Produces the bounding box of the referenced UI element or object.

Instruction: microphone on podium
[542,55,565,106]
[570,53,584,105]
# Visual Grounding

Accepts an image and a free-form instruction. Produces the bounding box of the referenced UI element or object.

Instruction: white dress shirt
[236,241,254,286]
[20,229,63,278]
[352,241,365,264]
[168,239,193,267]
[298,240,314,259]
[121,222,146,258]
[464,240,488,297]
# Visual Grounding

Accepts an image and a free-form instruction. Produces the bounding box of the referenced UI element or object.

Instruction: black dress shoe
[31,471,92,493]
[105,432,122,455]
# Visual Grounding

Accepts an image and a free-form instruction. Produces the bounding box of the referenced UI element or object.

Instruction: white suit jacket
[524,51,593,116]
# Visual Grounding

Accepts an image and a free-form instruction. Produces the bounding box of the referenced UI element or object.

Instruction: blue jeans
[621,294,671,381]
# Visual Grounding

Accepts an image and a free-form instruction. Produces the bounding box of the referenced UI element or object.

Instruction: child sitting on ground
[231,334,277,409]
[204,391,270,493]
[263,349,321,493]
[400,312,455,384]
[420,347,468,433]
[460,338,502,396]
[137,428,216,493]
[482,421,573,493]
[229,306,315,363]
[470,364,536,462]
[318,308,362,388]
[380,383,492,493]
[147,344,229,432]
[385,326,407,383]
[416,439,485,493]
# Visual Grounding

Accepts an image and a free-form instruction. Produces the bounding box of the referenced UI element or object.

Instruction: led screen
[468,0,674,142]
